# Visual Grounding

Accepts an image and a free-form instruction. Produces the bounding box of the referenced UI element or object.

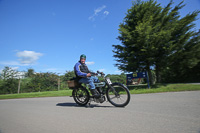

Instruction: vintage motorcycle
[68,71,130,107]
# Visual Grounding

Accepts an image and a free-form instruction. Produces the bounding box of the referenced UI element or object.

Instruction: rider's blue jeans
[79,76,99,90]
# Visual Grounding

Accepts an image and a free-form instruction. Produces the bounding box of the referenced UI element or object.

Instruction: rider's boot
[90,89,101,99]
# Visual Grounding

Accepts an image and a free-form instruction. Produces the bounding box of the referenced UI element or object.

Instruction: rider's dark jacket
[74,61,91,80]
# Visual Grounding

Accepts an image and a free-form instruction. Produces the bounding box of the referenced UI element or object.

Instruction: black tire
[106,83,130,107]
[72,87,90,106]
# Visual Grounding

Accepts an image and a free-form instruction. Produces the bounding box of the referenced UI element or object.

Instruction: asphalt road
[0,91,200,133]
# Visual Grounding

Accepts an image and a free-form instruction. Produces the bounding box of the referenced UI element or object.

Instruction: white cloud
[86,61,95,65]
[104,11,109,15]
[89,5,106,21]
[0,50,43,67]
[16,50,43,65]
[94,5,106,15]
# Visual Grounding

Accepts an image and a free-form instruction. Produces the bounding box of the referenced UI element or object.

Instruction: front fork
[107,84,119,97]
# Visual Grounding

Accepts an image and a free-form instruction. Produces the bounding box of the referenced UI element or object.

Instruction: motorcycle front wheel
[72,87,90,106]
[106,83,130,107]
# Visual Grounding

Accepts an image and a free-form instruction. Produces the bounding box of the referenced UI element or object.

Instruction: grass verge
[128,83,200,94]
[0,90,72,100]
[0,84,199,100]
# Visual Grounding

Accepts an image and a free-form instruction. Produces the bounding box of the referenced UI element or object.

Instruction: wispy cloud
[0,50,43,66]
[104,11,109,16]
[86,61,95,65]
[16,50,43,65]
[94,5,106,15]
[89,5,107,21]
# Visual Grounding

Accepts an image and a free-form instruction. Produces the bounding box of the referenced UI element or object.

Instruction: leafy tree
[0,66,18,80]
[107,73,126,84]
[187,62,200,82]
[25,68,35,78]
[0,66,19,94]
[113,0,200,84]
[163,30,200,82]
[24,72,59,92]
[63,71,76,81]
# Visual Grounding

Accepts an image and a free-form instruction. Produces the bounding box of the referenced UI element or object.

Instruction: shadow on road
[56,102,119,108]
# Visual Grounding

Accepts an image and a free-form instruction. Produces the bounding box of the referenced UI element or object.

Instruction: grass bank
[0,84,199,100]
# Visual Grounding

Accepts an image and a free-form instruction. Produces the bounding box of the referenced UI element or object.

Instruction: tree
[25,68,35,78]
[27,72,59,92]
[163,30,200,82]
[0,66,19,94]
[107,73,126,85]
[0,66,18,80]
[155,2,200,83]
[113,0,200,84]
[63,71,76,81]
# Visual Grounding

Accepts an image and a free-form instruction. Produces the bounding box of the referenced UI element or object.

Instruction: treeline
[0,67,127,94]
[0,67,71,94]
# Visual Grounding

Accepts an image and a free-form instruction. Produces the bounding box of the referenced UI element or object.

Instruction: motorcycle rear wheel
[106,83,130,107]
[72,87,90,106]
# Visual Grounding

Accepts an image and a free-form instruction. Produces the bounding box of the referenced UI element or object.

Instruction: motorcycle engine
[95,95,105,103]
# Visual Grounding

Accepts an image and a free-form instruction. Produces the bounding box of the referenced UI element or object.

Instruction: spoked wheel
[106,83,130,107]
[72,87,90,106]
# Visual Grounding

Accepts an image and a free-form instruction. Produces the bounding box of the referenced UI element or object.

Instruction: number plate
[106,78,112,84]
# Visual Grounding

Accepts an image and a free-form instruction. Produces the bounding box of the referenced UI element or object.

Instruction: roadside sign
[126,71,150,88]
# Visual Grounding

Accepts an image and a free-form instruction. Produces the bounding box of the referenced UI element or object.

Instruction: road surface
[0,91,200,133]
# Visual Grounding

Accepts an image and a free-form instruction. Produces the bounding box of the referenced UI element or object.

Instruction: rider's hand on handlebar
[87,73,91,77]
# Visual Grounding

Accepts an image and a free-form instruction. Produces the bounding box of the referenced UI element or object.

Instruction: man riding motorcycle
[74,54,100,98]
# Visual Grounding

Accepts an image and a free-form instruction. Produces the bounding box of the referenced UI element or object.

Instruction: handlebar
[89,71,105,77]
[97,71,105,77]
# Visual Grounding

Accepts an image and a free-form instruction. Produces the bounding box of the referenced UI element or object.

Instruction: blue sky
[0,0,200,75]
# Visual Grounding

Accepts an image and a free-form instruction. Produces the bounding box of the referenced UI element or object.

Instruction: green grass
[0,84,199,100]
[128,83,200,94]
[0,90,72,100]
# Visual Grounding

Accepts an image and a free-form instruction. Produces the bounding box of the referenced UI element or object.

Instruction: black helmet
[80,54,86,60]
